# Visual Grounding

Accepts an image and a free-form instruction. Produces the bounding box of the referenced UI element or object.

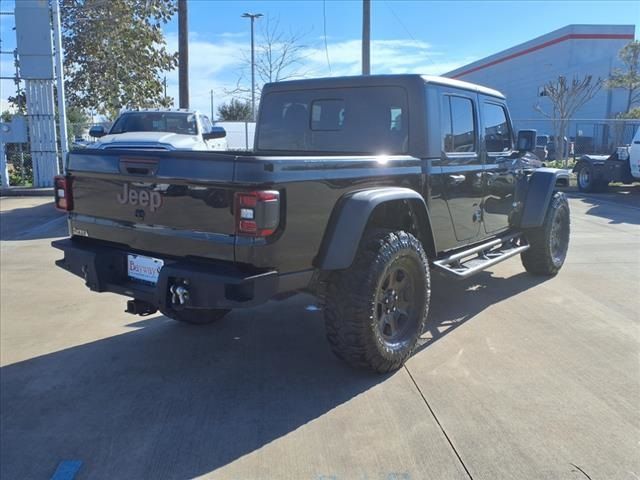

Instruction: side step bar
[433,233,529,279]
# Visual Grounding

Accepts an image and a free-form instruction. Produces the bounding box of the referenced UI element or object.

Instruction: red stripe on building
[451,33,635,79]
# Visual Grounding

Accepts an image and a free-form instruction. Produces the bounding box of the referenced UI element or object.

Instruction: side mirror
[89,125,106,138]
[203,126,226,140]
[517,129,536,152]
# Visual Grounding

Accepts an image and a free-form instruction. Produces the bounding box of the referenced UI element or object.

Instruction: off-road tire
[521,192,570,276]
[168,309,230,325]
[323,230,430,373]
[576,163,607,193]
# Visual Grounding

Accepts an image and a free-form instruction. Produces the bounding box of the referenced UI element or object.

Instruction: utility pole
[178,0,189,109]
[52,0,69,168]
[362,0,370,75]
[242,12,262,121]
[210,89,214,120]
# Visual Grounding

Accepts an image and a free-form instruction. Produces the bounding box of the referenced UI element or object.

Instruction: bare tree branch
[226,15,309,102]
[534,75,603,166]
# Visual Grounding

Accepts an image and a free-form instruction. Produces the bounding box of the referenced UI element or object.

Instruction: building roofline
[446,24,635,79]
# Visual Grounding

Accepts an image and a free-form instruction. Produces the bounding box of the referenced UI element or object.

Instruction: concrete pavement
[0,193,638,480]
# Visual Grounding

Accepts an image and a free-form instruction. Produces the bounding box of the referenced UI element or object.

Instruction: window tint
[441,95,476,153]
[483,103,512,152]
[110,112,198,135]
[311,99,345,131]
[390,107,403,131]
[257,86,408,154]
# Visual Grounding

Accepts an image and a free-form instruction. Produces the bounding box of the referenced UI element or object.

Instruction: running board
[433,233,529,279]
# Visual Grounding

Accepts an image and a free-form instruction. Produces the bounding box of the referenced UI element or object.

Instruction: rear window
[257,86,408,154]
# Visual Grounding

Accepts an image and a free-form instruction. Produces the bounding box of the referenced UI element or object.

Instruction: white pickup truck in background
[629,128,640,180]
[573,128,640,192]
[89,109,227,151]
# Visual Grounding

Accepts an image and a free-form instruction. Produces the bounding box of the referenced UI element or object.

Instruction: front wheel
[323,230,430,373]
[168,309,230,325]
[521,192,570,276]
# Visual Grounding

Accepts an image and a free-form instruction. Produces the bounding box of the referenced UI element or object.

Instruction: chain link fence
[512,118,640,161]
[6,117,637,186]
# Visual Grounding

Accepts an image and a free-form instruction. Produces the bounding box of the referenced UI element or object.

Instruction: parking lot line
[50,460,82,480]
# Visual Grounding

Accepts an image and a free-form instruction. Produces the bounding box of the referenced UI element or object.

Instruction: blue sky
[1,0,639,116]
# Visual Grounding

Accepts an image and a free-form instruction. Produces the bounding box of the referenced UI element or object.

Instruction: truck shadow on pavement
[568,184,640,226]
[416,271,547,353]
[0,201,67,240]
[1,272,547,479]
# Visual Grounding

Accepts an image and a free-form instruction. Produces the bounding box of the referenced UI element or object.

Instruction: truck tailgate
[67,150,238,261]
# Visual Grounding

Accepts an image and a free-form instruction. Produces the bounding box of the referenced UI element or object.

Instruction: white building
[445,24,636,152]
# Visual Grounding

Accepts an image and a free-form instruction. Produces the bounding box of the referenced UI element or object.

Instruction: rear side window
[483,103,512,152]
[257,86,408,154]
[441,95,476,153]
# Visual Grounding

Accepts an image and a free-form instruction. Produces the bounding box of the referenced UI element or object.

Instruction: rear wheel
[323,230,430,373]
[168,309,229,325]
[576,163,607,192]
[521,192,570,276]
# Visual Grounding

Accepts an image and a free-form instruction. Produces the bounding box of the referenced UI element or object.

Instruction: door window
[483,103,512,152]
[442,96,476,153]
[201,115,213,135]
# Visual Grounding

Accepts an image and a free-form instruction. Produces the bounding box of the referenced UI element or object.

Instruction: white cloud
[302,38,464,78]
[0,28,475,120]
[0,98,14,112]
[166,32,477,117]
[1,58,19,112]
[216,32,248,39]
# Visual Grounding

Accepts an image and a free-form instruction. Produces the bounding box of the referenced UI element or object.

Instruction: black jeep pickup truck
[53,74,570,373]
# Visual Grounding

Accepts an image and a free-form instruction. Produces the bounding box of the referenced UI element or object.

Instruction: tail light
[234,190,280,237]
[54,175,73,211]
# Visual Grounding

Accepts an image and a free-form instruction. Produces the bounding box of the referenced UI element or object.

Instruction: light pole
[362,0,370,75]
[242,12,262,121]
[178,0,189,109]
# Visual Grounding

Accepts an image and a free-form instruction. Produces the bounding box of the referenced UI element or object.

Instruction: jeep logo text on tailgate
[117,184,162,212]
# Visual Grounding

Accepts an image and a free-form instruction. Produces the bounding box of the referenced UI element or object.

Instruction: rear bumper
[52,238,311,313]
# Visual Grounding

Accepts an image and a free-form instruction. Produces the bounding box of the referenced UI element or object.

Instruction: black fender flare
[520,168,569,228]
[316,187,436,270]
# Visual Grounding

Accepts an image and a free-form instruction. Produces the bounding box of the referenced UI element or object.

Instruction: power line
[322,0,332,73]
[383,0,435,67]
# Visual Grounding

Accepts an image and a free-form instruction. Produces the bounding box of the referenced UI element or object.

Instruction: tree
[611,107,640,148]
[620,107,640,119]
[535,75,603,165]
[217,99,252,121]
[61,0,178,117]
[606,41,640,113]
[66,107,90,139]
[229,16,308,101]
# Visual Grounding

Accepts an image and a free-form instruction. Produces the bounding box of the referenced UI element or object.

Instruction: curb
[1,188,54,197]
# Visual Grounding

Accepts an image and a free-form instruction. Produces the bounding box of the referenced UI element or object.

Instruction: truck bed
[65,148,423,272]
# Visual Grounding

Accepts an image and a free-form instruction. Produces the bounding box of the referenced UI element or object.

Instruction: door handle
[119,157,159,176]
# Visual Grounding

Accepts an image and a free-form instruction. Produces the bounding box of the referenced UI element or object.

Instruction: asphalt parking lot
[1,188,639,480]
